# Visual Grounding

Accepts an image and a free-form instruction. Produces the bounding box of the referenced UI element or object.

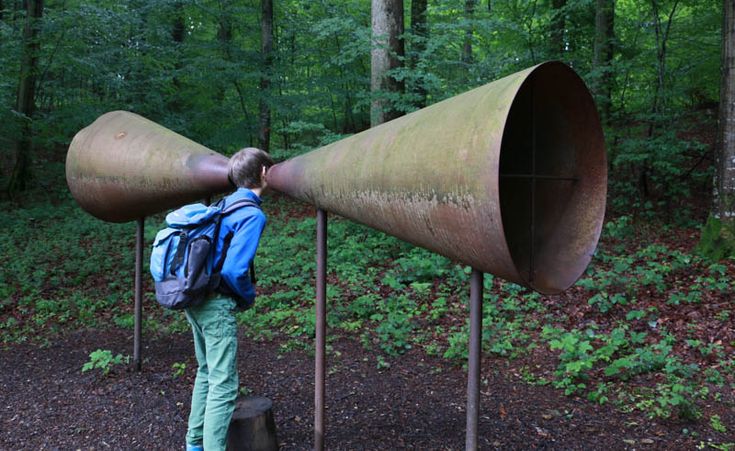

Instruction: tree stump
[226,396,278,451]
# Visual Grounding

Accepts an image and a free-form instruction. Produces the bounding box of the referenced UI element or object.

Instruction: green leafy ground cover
[1,170,733,439]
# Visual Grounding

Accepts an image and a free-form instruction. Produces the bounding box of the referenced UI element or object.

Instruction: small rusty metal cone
[66,111,232,223]
[268,62,607,294]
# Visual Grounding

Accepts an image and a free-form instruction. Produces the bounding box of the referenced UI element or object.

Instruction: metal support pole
[133,217,144,372]
[315,209,327,451]
[466,269,484,450]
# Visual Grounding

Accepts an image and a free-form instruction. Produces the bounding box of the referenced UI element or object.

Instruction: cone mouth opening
[498,62,607,294]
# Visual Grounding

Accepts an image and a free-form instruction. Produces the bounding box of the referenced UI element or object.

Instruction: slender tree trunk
[7,0,42,194]
[259,0,273,151]
[410,0,428,108]
[371,0,404,127]
[462,0,475,66]
[214,3,255,145]
[172,1,184,43]
[0,0,5,89]
[650,0,679,121]
[217,15,232,48]
[639,0,678,199]
[169,1,185,113]
[333,34,357,133]
[215,10,232,106]
[593,0,615,123]
[717,0,735,222]
[549,0,566,58]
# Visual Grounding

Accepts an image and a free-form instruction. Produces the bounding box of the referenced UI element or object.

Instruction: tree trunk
[462,0,475,66]
[7,0,42,194]
[259,0,274,151]
[215,10,232,106]
[593,0,615,123]
[717,0,735,222]
[371,0,404,127]
[169,1,185,113]
[697,1,735,260]
[549,0,566,58]
[640,0,678,199]
[410,0,428,108]
[171,1,184,43]
[650,0,679,120]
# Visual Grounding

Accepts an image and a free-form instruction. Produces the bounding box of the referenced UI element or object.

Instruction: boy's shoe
[186,444,203,451]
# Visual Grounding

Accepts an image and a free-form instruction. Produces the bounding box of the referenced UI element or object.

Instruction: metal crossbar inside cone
[267,61,606,295]
[269,61,606,449]
[65,61,607,449]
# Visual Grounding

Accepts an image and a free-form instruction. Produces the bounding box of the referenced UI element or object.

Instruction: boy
[185,147,274,451]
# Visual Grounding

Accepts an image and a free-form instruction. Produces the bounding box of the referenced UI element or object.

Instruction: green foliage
[388,248,454,284]
[632,379,701,420]
[239,386,253,397]
[697,216,735,261]
[373,295,417,357]
[82,349,128,376]
[1,0,721,213]
[443,324,469,362]
[543,323,706,419]
[697,442,735,451]
[588,292,628,313]
[171,362,186,379]
[0,200,138,338]
[611,127,711,209]
[603,216,635,242]
[577,242,733,314]
[710,415,727,433]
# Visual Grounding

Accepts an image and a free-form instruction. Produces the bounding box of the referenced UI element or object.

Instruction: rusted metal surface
[466,269,483,450]
[66,111,232,223]
[268,61,607,294]
[315,209,327,451]
[134,217,144,372]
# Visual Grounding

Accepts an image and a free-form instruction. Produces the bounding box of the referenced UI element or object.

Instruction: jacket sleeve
[220,212,267,305]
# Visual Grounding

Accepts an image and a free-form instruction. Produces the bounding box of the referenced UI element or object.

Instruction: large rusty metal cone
[66,111,232,223]
[268,62,607,294]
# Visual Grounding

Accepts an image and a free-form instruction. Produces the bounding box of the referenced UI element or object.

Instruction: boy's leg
[195,295,239,451]
[185,310,209,448]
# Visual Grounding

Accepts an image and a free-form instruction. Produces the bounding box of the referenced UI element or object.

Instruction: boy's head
[228,147,275,189]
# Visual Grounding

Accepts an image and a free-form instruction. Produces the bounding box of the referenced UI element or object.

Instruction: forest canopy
[0,0,723,220]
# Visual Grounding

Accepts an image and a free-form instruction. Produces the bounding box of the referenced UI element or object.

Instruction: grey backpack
[150,198,260,309]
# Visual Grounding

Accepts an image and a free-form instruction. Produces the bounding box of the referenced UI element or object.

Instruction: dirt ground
[1,327,725,450]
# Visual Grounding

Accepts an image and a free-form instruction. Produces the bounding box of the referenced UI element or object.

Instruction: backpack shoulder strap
[212,197,263,275]
[212,197,260,241]
[221,198,261,215]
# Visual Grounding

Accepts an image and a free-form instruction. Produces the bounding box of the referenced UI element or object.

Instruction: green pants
[185,295,238,451]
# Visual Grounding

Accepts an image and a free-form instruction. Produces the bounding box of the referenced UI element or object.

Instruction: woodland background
[0,0,734,448]
[0,0,727,208]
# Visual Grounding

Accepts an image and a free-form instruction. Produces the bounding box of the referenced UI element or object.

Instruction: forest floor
[1,326,731,450]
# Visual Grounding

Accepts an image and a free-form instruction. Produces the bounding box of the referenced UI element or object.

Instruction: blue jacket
[217,188,266,307]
